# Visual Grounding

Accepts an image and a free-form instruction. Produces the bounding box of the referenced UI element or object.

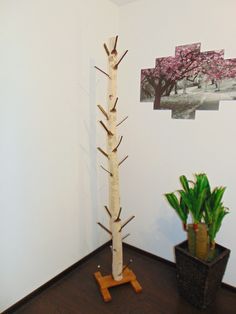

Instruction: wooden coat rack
[94,36,142,302]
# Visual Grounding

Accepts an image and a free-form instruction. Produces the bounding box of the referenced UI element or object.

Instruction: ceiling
[109,0,139,6]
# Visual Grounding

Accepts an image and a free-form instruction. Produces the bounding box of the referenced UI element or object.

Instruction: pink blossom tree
[201,52,236,90]
[141,43,202,109]
[141,44,236,109]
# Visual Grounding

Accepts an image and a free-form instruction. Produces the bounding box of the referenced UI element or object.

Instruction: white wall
[1,0,236,311]
[0,0,118,311]
[118,0,236,286]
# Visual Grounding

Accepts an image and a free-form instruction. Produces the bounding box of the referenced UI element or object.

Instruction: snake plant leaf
[204,174,211,196]
[165,193,188,223]
[180,196,189,218]
[204,200,213,225]
[178,190,193,212]
[215,209,228,234]
[195,188,207,221]
[194,174,210,198]
[179,186,206,223]
[189,188,198,220]
[211,187,226,213]
[208,205,229,242]
[179,175,190,193]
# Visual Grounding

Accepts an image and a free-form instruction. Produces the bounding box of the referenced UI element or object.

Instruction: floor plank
[7,245,236,314]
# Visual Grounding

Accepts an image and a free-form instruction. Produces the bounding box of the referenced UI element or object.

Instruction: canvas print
[140,43,236,119]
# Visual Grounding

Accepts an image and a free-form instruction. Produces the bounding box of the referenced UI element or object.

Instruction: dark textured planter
[175,240,230,309]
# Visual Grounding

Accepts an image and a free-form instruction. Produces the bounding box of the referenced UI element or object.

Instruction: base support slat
[94,267,142,302]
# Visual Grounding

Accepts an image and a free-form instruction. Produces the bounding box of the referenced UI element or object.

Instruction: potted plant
[165,173,230,309]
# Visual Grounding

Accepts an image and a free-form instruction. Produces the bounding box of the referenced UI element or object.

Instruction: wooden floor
[7,245,236,314]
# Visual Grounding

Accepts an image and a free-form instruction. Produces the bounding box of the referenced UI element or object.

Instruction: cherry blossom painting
[140,43,236,119]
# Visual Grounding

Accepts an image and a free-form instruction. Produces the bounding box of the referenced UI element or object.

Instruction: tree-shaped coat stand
[94,36,142,302]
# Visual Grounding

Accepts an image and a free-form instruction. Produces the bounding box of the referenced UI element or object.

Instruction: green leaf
[180,196,189,218]
[194,174,210,197]
[178,190,192,212]
[211,187,226,213]
[203,200,213,224]
[165,193,188,223]
[165,173,229,242]
[179,175,190,193]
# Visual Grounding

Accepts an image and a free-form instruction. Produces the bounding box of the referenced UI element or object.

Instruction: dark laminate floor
[7,245,236,314]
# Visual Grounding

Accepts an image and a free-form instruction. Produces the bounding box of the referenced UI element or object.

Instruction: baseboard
[123,242,176,268]
[3,241,111,314]
[3,241,235,313]
[124,242,236,293]
[221,282,236,293]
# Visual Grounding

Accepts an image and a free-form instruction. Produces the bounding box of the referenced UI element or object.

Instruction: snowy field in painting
[141,78,236,119]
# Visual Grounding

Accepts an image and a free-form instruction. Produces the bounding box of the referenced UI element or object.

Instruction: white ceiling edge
[109,0,139,6]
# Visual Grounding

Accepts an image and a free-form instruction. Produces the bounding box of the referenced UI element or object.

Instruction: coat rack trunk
[94,36,142,301]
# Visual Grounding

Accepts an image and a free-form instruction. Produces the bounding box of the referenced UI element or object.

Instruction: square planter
[175,240,230,309]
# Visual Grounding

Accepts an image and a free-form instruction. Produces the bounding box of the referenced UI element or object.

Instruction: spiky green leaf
[179,175,190,193]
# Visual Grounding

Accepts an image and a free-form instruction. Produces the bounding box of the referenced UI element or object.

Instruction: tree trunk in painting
[154,86,162,109]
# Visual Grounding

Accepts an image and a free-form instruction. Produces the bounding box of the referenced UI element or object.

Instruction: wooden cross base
[94,267,142,302]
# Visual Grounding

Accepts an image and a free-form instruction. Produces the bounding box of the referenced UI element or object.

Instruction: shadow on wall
[77,59,100,252]
[154,205,184,256]
[88,58,100,247]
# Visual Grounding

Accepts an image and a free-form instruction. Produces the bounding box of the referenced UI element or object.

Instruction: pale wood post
[96,36,130,281]
[94,37,142,302]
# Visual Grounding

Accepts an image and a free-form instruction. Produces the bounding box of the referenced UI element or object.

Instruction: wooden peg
[110,97,118,112]
[112,136,123,152]
[115,207,122,222]
[94,66,111,79]
[119,215,135,232]
[97,105,109,120]
[100,165,113,177]
[119,155,129,166]
[111,35,118,54]
[103,43,110,56]
[104,206,112,218]
[97,147,109,159]
[97,222,112,235]
[99,121,113,136]
[122,233,130,241]
[117,116,128,127]
[114,50,128,69]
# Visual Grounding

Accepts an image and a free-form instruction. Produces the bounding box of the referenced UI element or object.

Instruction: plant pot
[175,240,230,309]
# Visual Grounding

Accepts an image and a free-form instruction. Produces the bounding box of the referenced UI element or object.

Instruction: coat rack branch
[114,50,128,69]
[119,155,129,166]
[117,116,128,127]
[110,97,118,112]
[103,43,110,56]
[97,147,109,159]
[113,136,123,152]
[97,105,109,120]
[119,215,135,232]
[115,207,122,222]
[99,120,113,136]
[97,222,112,235]
[100,165,113,176]
[111,35,118,54]
[104,206,112,218]
[94,66,111,79]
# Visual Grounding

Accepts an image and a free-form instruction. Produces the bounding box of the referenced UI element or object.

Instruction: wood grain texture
[94,267,142,302]
[6,245,236,314]
[107,37,123,281]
